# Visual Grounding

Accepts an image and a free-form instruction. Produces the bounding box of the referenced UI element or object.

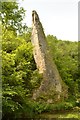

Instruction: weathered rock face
[31,10,68,102]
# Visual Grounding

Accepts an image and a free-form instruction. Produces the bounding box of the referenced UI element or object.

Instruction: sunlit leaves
[1,1,27,34]
[2,25,36,118]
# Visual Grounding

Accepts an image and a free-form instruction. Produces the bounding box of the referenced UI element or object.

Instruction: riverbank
[37,111,79,119]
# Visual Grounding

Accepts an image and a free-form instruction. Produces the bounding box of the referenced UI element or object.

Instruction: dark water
[2,112,79,120]
[15,112,79,120]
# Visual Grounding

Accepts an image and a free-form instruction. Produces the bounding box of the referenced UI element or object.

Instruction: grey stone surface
[31,10,68,102]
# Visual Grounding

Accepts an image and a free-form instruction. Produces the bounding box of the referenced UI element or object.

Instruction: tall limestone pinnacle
[31,10,68,102]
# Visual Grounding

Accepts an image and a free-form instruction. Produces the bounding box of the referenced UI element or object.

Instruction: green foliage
[46,35,79,99]
[2,31,79,119]
[30,70,43,89]
[26,100,76,115]
[2,29,79,119]
[2,26,37,119]
[1,1,27,34]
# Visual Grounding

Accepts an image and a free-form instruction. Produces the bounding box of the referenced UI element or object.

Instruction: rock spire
[31,10,68,102]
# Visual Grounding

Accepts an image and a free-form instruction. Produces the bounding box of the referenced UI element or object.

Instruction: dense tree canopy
[1,1,27,34]
[46,35,79,98]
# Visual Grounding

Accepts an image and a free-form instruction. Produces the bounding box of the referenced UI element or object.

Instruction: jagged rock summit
[31,10,68,102]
